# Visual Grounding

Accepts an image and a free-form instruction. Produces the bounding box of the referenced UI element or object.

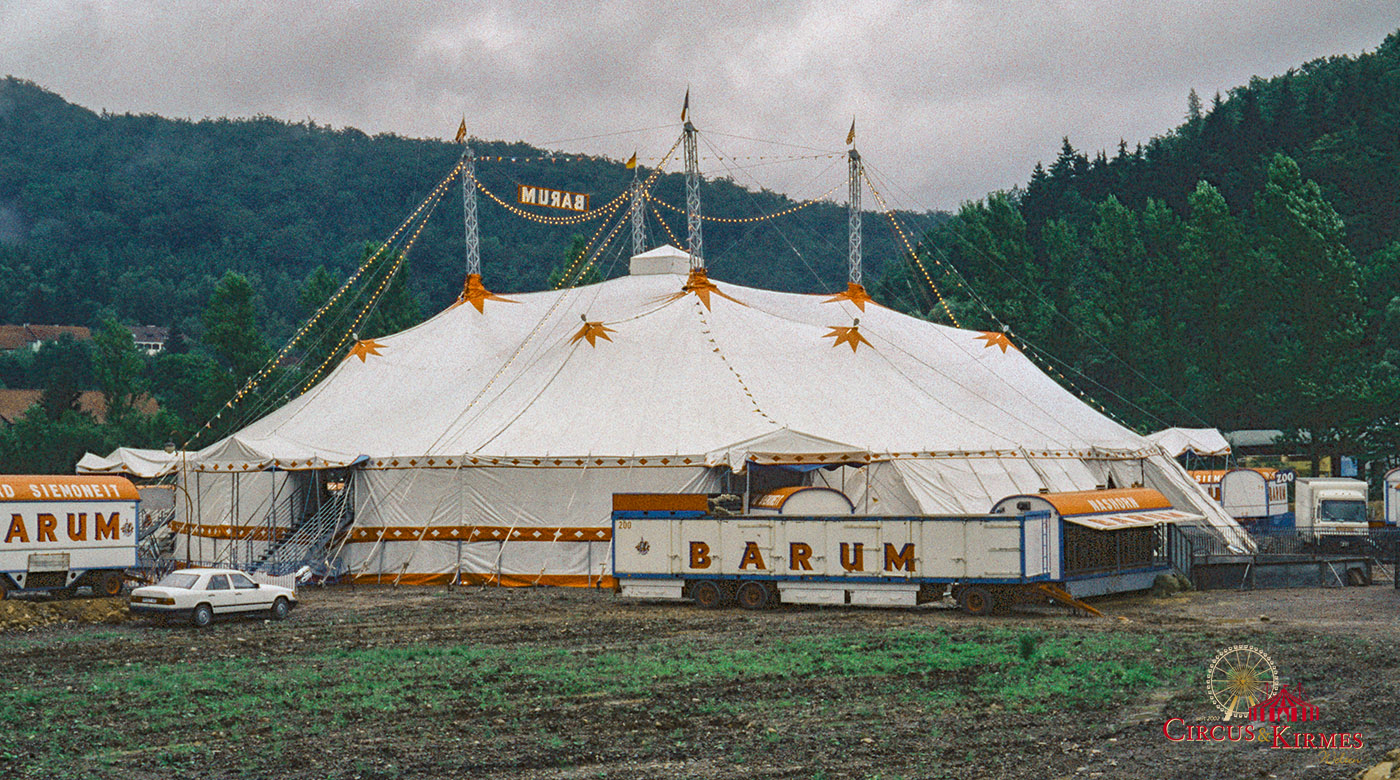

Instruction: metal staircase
[249,485,354,576]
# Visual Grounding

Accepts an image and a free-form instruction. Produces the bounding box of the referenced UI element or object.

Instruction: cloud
[1,0,1395,209]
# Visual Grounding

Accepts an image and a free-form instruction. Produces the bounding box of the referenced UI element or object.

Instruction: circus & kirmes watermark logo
[1161,644,1364,753]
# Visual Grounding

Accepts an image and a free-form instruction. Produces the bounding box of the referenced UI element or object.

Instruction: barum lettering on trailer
[789,542,813,570]
[738,542,766,570]
[840,542,864,572]
[689,541,711,569]
[0,475,138,597]
[884,543,915,572]
[612,490,1182,613]
[36,513,57,542]
[94,512,120,541]
[5,514,27,543]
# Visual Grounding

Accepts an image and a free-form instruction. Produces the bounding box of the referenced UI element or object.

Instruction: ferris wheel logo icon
[1207,645,1279,721]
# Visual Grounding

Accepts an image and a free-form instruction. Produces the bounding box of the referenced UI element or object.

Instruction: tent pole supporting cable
[462,148,481,277]
[848,147,862,285]
[684,119,703,270]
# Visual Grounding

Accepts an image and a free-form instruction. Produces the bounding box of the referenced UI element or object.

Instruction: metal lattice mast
[630,165,646,257]
[461,147,481,277]
[847,147,863,285]
[683,119,703,270]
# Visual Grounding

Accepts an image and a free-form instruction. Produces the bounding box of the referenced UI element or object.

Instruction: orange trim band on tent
[347,525,611,543]
[170,522,295,541]
[349,572,616,588]
[0,475,140,502]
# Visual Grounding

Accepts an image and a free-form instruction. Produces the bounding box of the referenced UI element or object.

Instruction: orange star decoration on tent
[570,321,617,347]
[822,282,875,311]
[976,331,1014,353]
[662,268,746,310]
[825,324,872,353]
[452,273,516,313]
[348,338,386,362]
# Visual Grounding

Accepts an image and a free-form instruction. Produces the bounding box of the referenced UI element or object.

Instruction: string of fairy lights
[476,182,632,226]
[184,160,467,449]
[299,187,448,392]
[186,120,1168,449]
[548,134,684,289]
[648,203,684,248]
[860,166,1145,428]
[859,171,962,328]
[644,181,841,224]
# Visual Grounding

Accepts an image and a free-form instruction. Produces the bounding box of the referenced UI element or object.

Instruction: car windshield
[1320,500,1368,524]
[155,573,200,589]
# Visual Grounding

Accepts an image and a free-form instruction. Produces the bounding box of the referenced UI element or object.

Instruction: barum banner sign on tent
[517,184,590,212]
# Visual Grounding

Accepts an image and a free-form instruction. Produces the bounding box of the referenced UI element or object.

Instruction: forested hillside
[882,30,1400,467]
[3,29,1399,474]
[0,77,911,338]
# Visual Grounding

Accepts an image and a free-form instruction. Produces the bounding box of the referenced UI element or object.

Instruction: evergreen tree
[91,316,144,424]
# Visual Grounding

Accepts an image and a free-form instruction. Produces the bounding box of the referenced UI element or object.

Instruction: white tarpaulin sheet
[1145,428,1232,457]
[77,447,191,478]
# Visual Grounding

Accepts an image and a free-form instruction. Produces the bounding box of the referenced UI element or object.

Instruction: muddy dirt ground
[2,580,1398,779]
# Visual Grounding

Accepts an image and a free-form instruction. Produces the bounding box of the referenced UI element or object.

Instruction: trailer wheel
[0,577,8,601]
[94,571,124,598]
[959,586,994,616]
[1346,567,1370,587]
[691,581,725,609]
[191,603,214,628]
[736,581,771,610]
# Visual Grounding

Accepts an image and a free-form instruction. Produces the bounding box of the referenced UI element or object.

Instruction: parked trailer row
[611,488,1197,614]
[1,475,138,598]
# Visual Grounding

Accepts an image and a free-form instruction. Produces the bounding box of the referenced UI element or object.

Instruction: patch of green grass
[0,624,1196,777]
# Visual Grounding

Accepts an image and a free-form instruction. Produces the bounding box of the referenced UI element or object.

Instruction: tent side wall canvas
[172,250,1249,584]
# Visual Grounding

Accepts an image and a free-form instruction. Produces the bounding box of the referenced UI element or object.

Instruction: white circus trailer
[1189,468,1293,528]
[612,488,1192,614]
[0,475,139,598]
[1384,468,1400,527]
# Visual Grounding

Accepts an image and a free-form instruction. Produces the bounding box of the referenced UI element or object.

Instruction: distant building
[0,389,159,426]
[127,325,170,355]
[0,324,92,352]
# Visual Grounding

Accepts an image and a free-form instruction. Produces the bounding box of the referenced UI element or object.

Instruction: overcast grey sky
[1,1,1395,211]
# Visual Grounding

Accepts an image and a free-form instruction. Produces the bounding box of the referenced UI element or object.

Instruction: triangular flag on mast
[846,117,856,146]
[455,117,467,144]
[625,151,637,169]
[681,89,690,123]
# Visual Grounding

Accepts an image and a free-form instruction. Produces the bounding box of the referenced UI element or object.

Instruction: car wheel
[270,597,291,620]
[191,603,214,628]
[95,571,123,597]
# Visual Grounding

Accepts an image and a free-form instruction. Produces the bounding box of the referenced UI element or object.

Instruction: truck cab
[1294,477,1369,534]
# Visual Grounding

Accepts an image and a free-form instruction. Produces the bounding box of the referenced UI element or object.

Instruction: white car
[129,568,298,627]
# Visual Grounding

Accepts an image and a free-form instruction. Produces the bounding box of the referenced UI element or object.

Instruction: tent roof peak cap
[629,244,693,276]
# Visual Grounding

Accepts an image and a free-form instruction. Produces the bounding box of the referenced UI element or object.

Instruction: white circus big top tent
[175,245,1247,584]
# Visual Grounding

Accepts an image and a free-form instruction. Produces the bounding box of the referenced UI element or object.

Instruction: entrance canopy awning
[1065,508,1201,531]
